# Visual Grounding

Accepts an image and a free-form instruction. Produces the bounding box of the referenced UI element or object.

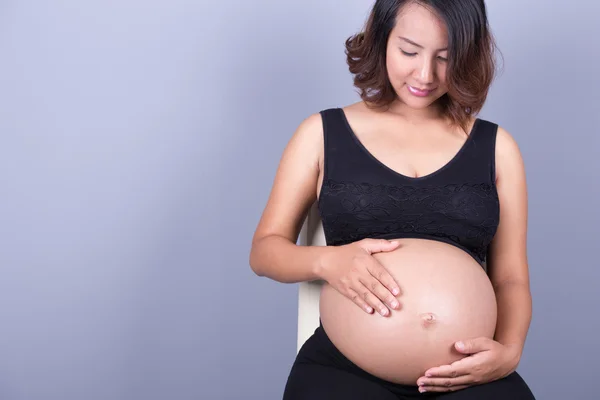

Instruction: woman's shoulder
[283,110,326,161]
[296,101,365,137]
[494,124,523,169]
[475,118,524,183]
[474,116,519,153]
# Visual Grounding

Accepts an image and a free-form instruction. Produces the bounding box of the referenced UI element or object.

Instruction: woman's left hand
[416,337,521,393]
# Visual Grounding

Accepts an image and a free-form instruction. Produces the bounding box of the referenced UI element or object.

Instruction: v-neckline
[338,108,480,182]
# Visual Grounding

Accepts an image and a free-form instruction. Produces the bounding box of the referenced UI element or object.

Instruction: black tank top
[317,108,500,266]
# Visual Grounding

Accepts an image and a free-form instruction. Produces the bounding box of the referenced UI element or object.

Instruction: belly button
[419,312,437,327]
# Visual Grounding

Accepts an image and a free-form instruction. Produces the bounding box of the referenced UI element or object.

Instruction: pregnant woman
[250,1,536,399]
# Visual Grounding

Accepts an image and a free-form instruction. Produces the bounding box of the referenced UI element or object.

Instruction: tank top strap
[465,118,499,183]
[319,108,366,181]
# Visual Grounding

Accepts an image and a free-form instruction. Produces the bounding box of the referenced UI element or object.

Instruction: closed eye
[401,49,447,62]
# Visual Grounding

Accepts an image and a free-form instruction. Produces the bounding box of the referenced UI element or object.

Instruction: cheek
[387,55,411,81]
[385,53,397,75]
[437,67,448,85]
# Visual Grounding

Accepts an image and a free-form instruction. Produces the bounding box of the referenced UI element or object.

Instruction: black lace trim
[317,178,500,264]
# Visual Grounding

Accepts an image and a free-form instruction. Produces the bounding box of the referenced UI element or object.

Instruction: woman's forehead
[392,3,448,47]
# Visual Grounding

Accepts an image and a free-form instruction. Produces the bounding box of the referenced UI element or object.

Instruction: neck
[385,98,445,124]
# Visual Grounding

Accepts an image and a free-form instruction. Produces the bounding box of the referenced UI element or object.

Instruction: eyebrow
[399,36,447,51]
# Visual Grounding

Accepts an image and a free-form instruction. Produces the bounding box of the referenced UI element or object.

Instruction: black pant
[283,323,536,400]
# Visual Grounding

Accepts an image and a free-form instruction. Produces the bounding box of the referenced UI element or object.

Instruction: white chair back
[296,201,326,353]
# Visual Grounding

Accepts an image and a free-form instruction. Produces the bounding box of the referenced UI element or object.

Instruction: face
[386,2,449,111]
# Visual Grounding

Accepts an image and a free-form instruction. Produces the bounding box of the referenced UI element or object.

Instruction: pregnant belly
[319,238,498,385]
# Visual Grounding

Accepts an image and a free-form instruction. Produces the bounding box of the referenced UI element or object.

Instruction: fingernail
[391,300,399,308]
[456,341,465,350]
[380,308,388,316]
[392,288,400,295]
[366,306,373,313]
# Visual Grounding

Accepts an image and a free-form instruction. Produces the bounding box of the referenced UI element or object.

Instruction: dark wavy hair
[345,0,502,133]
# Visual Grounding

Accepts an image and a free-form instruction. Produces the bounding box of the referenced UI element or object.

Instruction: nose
[416,59,435,85]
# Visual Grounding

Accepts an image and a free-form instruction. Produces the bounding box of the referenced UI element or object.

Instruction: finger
[419,384,471,393]
[424,358,476,378]
[360,238,401,254]
[365,259,402,297]
[456,337,494,354]
[417,374,474,389]
[425,358,473,378]
[347,288,374,314]
[354,281,390,316]
[358,274,400,311]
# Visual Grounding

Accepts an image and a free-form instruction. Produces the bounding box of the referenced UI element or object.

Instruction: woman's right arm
[249,112,329,284]
[248,112,403,315]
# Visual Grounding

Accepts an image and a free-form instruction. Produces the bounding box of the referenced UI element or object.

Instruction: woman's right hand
[318,239,403,316]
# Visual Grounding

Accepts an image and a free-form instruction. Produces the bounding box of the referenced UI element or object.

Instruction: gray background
[0,0,598,399]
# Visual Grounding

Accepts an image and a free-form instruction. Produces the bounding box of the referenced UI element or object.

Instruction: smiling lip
[407,85,436,97]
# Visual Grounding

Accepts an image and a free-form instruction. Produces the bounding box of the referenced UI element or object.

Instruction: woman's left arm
[487,125,532,360]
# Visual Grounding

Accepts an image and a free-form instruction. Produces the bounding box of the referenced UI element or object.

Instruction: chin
[397,94,439,110]
[396,91,446,110]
